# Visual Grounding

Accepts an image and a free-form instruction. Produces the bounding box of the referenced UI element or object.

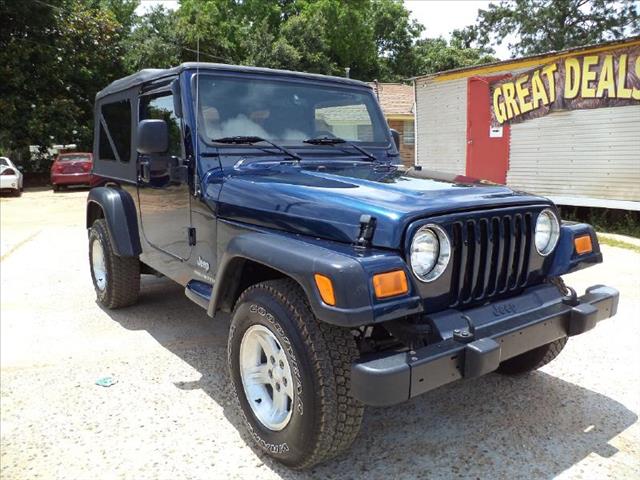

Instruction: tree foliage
[462,0,639,57]
[413,36,497,75]
[0,0,130,160]
[123,6,181,71]
[1,0,498,167]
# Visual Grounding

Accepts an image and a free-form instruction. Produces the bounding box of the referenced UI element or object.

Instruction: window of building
[403,120,415,145]
[100,100,131,162]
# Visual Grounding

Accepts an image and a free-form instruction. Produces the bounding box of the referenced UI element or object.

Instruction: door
[466,75,511,184]
[137,90,192,260]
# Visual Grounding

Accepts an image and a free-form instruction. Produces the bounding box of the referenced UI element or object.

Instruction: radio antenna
[194,36,201,196]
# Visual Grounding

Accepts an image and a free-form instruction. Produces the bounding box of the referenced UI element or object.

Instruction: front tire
[497,337,568,375]
[88,219,140,309]
[228,279,363,469]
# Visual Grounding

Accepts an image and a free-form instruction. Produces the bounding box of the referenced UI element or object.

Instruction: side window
[140,93,181,157]
[403,120,415,145]
[100,100,132,162]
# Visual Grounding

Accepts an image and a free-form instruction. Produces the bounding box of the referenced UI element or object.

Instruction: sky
[404,0,511,59]
[135,0,511,59]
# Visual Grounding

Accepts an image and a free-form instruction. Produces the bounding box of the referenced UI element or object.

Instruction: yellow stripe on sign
[431,39,640,83]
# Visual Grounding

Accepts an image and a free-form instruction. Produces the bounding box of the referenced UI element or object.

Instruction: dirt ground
[1,189,639,480]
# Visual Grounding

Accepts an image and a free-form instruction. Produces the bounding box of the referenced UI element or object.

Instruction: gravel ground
[1,189,639,480]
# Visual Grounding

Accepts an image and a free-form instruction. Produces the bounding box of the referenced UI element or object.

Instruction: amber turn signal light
[574,235,593,255]
[373,270,409,299]
[314,274,336,306]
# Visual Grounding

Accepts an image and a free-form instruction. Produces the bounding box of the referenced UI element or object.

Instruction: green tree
[0,0,135,168]
[172,0,430,80]
[176,0,244,63]
[413,36,497,75]
[0,0,506,170]
[243,12,337,74]
[123,6,181,71]
[464,0,640,57]
[370,0,424,80]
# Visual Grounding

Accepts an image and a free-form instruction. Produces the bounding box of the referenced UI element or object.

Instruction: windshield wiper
[303,136,376,161]
[212,136,302,162]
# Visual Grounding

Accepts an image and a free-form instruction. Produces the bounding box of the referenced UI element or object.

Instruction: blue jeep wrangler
[87,63,618,468]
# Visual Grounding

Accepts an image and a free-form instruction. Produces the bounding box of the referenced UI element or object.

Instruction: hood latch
[355,214,377,249]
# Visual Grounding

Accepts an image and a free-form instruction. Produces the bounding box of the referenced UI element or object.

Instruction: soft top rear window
[58,154,91,162]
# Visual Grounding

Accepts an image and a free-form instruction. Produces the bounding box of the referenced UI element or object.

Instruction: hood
[213,160,551,249]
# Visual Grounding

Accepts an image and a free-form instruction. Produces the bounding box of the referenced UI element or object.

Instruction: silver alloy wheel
[91,238,107,291]
[239,324,294,431]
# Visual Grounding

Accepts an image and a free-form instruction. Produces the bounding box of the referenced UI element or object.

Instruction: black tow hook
[562,286,579,306]
[550,277,579,306]
[453,314,476,343]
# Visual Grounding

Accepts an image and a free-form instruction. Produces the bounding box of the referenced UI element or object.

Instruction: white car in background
[0,157,24,196]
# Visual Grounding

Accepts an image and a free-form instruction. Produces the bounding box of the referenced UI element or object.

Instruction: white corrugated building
[413,37,640,210]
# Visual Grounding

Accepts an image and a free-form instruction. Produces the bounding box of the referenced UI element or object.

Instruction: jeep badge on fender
[86,63,619,469]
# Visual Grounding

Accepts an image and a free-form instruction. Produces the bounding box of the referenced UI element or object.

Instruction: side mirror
[390,129,400,150]
[137,119,168,154]
[17,166,24,172]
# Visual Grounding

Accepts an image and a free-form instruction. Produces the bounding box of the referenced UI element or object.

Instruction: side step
[185,280,213,310]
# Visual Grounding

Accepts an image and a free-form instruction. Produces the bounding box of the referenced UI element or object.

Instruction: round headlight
[410,225,451,282]
[535,209,560,256]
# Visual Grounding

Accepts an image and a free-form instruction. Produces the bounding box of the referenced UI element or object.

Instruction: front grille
[449,212,533,307]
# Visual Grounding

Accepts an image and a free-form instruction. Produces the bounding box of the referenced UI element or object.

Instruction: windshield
[196,75,388,146]
[58,154,91,162]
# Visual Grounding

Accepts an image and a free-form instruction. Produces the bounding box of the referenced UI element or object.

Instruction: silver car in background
[0,157,24,196]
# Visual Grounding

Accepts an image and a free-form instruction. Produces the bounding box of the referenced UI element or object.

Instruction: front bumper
[0,176,19,191]
[351,284,619,406]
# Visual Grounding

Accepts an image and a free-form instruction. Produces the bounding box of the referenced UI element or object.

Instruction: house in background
[413,37,639,211]
[369,82,415,167]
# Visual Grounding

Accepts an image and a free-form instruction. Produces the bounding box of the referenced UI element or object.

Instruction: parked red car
[50,153,99,190]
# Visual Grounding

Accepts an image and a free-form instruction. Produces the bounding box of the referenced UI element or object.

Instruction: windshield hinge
[188,227,197,246]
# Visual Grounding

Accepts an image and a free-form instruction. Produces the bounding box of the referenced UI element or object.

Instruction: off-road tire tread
[497,336,568,375]
[90,219,140,309]
[232,279,364,469]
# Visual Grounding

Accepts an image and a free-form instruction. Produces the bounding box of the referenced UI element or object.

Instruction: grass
[559,206,640,238]
[596,235,640,254]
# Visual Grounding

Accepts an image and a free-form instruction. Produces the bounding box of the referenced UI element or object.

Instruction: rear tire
[53,184,60,192]
[497,337,568,375]
[228,279,364,469]
[89,219,140,309]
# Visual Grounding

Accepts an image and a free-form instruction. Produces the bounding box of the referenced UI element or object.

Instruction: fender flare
[208,232,377,326]
[549,223,602,276]
[86,187,142,257]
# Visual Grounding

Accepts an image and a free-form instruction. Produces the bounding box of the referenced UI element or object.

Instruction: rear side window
[99,100,131,162]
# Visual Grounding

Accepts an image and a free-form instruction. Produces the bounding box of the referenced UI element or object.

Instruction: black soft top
[96,63,370,100]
